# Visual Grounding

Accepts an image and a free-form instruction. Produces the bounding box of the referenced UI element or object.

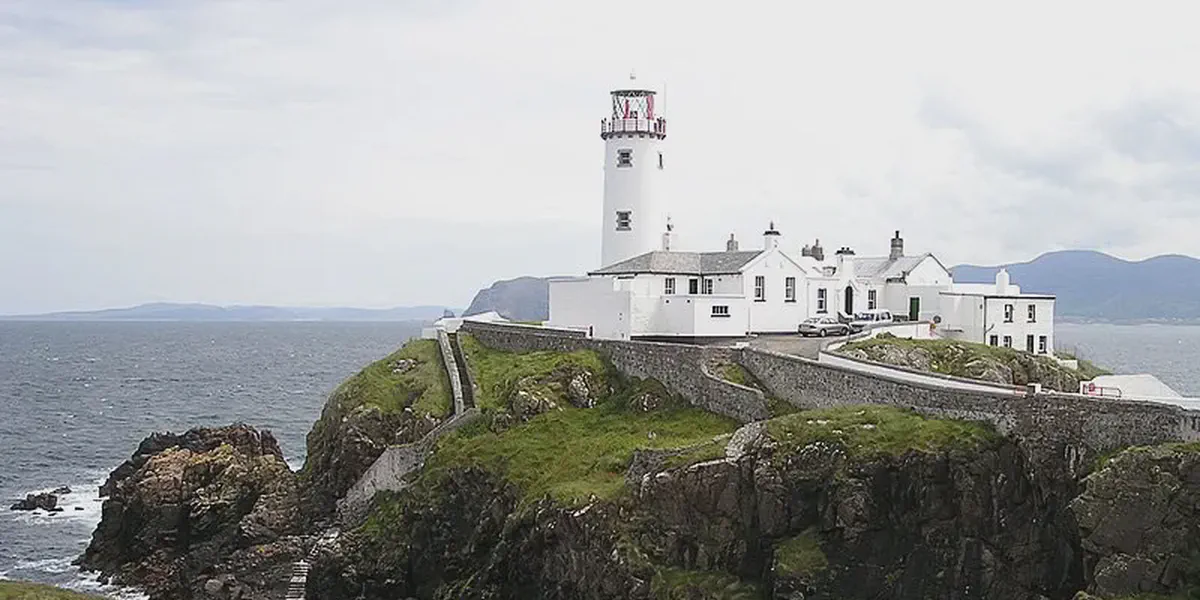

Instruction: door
[844,286,854,316]
[908,297,920,321]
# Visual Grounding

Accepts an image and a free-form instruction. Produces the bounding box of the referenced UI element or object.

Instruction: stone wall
[741,347,1200,476]
[461,322,769,423]
[436,329,466,415]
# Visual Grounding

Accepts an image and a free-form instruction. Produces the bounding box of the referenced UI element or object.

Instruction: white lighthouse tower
[599,75,668,267]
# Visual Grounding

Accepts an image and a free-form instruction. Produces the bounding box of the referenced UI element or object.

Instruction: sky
[3,0,1200,313]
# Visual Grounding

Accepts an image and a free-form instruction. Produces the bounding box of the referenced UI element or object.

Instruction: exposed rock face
[499,366,609,424]
[309,429,1081,599]
[79,425,304,600]
[1070,443,1200,598]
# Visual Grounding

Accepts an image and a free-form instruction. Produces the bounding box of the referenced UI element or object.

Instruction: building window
[817,288,828,313]
[1039,335,1048,354]
[688,278,699,294]
[1003,335,1013,348]
[754,276,765,301]
[617,149,633,168]
[785,277,796,302]
[664,277,675,295]
[615,210,632,231]
[711,305,730,318]
[989,334,999,347]
[1027,304,1037,323]
[867,289,877,310]
[1003,304,1014,323]
[1026,334,1035,353]
[702,278,714,295]
[658,152,664,169]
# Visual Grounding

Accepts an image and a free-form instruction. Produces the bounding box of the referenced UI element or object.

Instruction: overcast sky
[3,1,1200,313]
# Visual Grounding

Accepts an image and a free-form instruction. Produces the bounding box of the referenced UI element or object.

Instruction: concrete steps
[283,529,339,600]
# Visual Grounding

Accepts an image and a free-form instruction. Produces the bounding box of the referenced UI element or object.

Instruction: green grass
[0,582,102,599]
[651,567,762,600]
[326,339,452,419]
[775,529,828,577]
[766,405,998,461]
[459,333,610,412]
[661,438,728,470]
[427,378,737,506]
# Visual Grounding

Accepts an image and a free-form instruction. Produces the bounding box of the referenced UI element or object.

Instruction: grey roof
[589,250,763,276]
[852,254,936,281]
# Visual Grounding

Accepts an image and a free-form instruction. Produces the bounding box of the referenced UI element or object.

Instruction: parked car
[798,316,850,337]
[849,309,894,333]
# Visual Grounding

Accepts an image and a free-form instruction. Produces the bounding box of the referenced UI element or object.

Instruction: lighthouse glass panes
[615,211,631,231]
[617,149,633,168]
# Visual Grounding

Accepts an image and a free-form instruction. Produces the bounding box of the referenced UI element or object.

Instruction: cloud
[3,0,1200,312]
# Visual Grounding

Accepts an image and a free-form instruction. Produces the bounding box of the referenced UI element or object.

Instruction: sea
[0,321,422,597]
[0,321,1198,597]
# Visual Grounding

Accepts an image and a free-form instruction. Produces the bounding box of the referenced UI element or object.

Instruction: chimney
[726,233,739,252]
[995,268,1011,295]
[835,246,856,280]
[890,230,904,260]
[811,239,825,262]
[763,221,781,250]
[660,218,677,251]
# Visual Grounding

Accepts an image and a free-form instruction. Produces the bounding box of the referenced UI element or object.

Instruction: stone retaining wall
[461,322,769,423]
[436,329,466,415]
[337,408,481,527]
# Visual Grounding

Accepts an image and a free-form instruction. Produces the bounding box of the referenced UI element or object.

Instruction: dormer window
[617,149,633,168]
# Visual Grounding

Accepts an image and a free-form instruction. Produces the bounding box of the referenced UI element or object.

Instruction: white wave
[64,572,149,600]
[10,478,107,529]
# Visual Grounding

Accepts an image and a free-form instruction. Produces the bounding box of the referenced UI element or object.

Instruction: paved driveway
[746,334,839,359]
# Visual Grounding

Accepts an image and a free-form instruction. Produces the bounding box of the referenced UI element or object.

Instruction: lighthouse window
[615,211,631,231]
[617,149,633,168]
[658,152,664,169]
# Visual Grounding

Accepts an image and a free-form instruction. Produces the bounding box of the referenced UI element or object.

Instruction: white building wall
[743,252,810,332]
[982,297,1056,354]
[601,135,667,267]
[936,293,987,342]
[905,257,953,286]
[547,278,633,339]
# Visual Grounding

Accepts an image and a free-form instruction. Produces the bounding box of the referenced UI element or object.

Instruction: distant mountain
[1,303,456,322]
[465,277,552,322]
[952,250,1200,321]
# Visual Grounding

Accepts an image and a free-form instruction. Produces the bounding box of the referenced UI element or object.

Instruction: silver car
[798,316,849,337]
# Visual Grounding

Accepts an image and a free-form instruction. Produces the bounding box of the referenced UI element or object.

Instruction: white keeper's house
[548,78,1056,354]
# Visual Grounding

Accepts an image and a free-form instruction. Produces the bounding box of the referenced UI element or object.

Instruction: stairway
[284,529,340,600]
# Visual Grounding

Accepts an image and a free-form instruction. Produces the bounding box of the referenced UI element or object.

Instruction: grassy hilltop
[0,582,102,600]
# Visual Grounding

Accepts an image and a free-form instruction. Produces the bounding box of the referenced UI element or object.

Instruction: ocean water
[1,321,1197,597]
[1055,323,1200,396]
[0,321,422,597]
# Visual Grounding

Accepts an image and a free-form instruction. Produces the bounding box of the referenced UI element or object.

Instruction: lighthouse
[599,75,668,267]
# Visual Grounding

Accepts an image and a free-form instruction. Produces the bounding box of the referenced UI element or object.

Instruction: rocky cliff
[82,336,1200,600]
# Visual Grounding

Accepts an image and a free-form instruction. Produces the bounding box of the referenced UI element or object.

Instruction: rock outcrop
[300,341,451,521]
[1070,443,1200,598]
[10,492,61,512]
[79,424,304,600]
[838,335,1094,391]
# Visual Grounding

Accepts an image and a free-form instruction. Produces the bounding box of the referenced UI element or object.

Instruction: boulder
[10,492,60,512]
